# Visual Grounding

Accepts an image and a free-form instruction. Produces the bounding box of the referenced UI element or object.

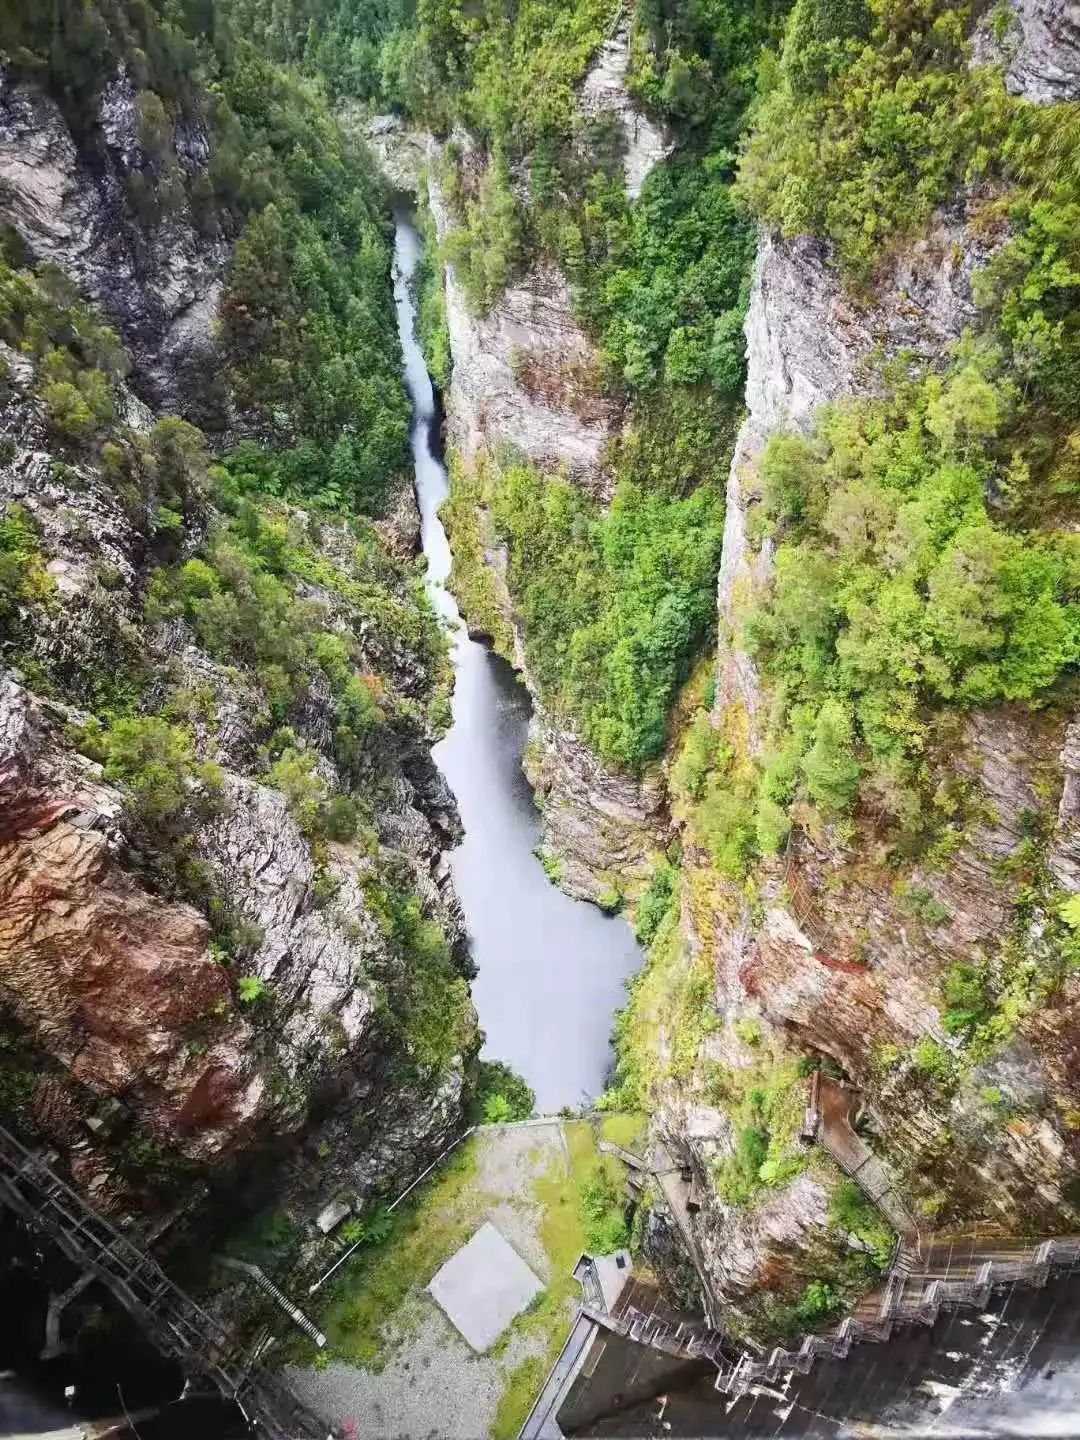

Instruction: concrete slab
[428,1220,544,1353]
[593,1250,632,1312]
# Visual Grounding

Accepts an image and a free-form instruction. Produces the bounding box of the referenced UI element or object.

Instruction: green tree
[802,699,860,814]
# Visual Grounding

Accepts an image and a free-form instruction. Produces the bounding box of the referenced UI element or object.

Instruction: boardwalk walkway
[813,1076,920,1241]
[0,1124,327,1440]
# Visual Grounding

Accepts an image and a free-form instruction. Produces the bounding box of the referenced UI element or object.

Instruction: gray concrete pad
[428,1220,544,1352]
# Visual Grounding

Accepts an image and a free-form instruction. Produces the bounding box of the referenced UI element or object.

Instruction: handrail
[0,1124,328,1440]
[217,1256,327,1348]
[712,1235,1080,1396]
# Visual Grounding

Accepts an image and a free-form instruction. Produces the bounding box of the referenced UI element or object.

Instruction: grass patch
[309,1118,639,1437]
[492,1354,549,1440]
[316,1141,483,1369]
[599,1111,648,1154]
[490,1121,609,1439]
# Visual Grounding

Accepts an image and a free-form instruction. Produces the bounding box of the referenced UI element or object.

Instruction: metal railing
[584,1303,727,1367]
[0,1124,328,1439]
[713,1236,1080,1397]
[217,1256,327,1349]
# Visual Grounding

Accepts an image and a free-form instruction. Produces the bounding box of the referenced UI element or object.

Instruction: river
[391,214,642,1114]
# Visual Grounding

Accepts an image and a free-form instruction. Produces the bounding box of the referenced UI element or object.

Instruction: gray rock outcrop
[0,70,226,422]
[1007,0,1080,101]
[579,19,671,199]
[426,155,619,498]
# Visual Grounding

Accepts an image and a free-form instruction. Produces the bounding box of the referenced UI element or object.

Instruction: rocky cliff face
[426,151,619,499]
[579,19,671,200]
[0,75,476,1246]
[1004,0,1080,102]
[0,70,226,424]
[367,28,674,902]
[718,205,1000,718]
[646,200,1080,1326]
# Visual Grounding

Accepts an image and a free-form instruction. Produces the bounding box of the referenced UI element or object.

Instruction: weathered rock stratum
[0,74,476,1241]
[643,202,1080,1328]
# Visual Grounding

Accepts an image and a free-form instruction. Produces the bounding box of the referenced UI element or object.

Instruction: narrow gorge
[392,210,641,1111]
[1,0,1079,1436]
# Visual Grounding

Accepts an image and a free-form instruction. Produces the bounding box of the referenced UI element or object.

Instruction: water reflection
[391,214,641,1112]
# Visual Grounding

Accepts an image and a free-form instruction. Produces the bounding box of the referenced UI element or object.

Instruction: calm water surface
[391,215,641,1113]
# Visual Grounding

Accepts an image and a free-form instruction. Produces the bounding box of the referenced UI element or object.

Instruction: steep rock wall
[0,92,475,1240]
[0,71,226,424]
[655,207,1080,1324]
[426,152,619,499]
[579,19,671,200]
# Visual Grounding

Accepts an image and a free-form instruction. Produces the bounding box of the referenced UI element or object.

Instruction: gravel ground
[287,1307,548,1439]
[290,1123,571,1440]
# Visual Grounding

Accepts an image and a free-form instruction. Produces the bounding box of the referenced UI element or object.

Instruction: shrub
[237,975,269,1004]
[794,1279,841,1327]
[634,860,678,945]
[42,380,95,440]
[828,1179,894,1270]
[692,779,759,879]
[912,1036,954,1082]
[715,1125,769,1206]
[267,747,326,834]
[470,1059,536,1123]
[0,504,53,641]
[85,714,223,830]
[672,712,729,803]
[580,1161,630,1253]
[321,793,359,841]
[802,699,861,814]
[941,961,993,1036]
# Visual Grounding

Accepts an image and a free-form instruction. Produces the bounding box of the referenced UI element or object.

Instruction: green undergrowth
[482,415,726,772]
[604,900,717,1109]
[441,452,515,658]
[736,0,1080,282]
[0,503,55,654]
[313,1139,484,1370]
[703,1041,809,1206]
[469,1060,537,1124]
[364,878,475,1083]
[828,1179,895,1272]
[741,360,1078,846]
[308,1118,640,1438]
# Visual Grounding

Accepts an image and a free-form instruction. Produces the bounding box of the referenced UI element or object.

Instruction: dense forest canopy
[2,0,410,514]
